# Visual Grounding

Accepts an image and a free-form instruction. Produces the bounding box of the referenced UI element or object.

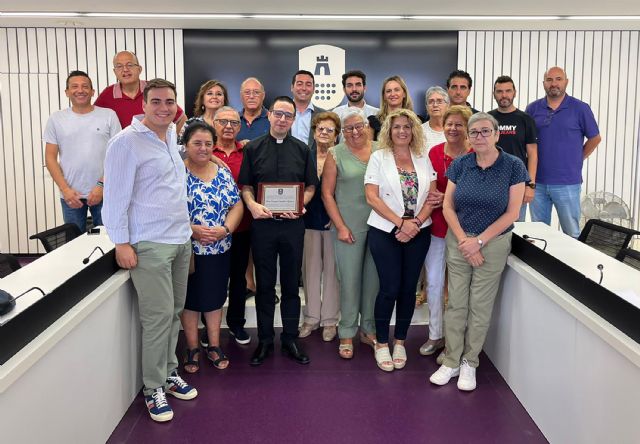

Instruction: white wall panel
[460,31,640,234]
[0,28,184,254]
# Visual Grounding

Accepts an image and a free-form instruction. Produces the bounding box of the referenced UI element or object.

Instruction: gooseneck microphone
[597,264,604,285]
[522,234,548,251]
[82,246,105,264]
[0,286,46,316]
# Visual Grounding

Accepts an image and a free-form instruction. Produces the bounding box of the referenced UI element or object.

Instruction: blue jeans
[530,183,581,238]
[60,198,103,232]
[517,203,528,222]
[368,226,431,344]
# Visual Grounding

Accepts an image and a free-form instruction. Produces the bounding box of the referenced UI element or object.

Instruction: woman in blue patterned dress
[180,121,244,372]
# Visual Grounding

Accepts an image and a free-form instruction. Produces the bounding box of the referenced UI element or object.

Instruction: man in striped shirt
[103,78,197,423]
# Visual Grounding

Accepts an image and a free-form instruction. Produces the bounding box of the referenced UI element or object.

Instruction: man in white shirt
[44,70,121,232]
[332,70,380,120]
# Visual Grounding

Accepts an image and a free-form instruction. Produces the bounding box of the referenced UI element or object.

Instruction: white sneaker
[429,364,460,385]
[457,359,477,391]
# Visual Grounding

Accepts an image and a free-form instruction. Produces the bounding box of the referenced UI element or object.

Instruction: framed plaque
[257,182,304,216]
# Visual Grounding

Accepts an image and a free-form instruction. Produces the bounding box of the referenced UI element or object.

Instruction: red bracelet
[399,219,405,230]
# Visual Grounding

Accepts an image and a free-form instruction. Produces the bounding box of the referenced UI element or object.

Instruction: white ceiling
[2,1,640,30]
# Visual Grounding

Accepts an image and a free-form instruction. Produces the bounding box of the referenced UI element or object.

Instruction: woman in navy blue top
[429,112,528,391]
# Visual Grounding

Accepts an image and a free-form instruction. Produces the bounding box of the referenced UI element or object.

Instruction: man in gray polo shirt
[44,70,121,231]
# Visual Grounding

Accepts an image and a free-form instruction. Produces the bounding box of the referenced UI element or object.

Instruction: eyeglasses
[342,122,367,133]
[316,126,336,134]
[215,119,240,127]
[468,128,494,139]
[242,89,263,97]
[114,63,139,71]
[427,99,446,106]
[271,110,295,120]
[190,141,214,148]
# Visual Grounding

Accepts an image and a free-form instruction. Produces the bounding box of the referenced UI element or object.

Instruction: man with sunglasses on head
[525,67,600,238]
[238,96,319,366]
[96,50,186,132]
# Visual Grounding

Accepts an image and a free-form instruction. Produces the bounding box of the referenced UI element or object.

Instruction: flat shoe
[419,338,445,356]
[338,342,354,359]
[298,323,315,338]
[322,326,337,342]
[392,344,407,369]
[375,346,394,372]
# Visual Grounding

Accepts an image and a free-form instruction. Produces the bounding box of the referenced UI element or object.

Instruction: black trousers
[251,218,305,344]
[225,229,252,330]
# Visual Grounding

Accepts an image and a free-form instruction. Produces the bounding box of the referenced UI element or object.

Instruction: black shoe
[199,329,209,348]
[250,342,274,366]
[245,288,256,300]
[229,327,251,345]
[281,340,310,365]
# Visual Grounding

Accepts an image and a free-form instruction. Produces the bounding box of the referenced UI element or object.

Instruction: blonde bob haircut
[377,75,414,123]
[442,105,473,128]
[378,109,425,156]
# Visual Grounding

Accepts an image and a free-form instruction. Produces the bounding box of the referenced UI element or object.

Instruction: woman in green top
[322,108,379,359]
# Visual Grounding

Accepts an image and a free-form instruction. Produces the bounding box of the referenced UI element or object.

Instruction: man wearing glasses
[525,67,601,238]
[238,77,270,144]
[238,96,319,366]
[489,75,538,221]
[96,51,187,132]
[211,106,253,345]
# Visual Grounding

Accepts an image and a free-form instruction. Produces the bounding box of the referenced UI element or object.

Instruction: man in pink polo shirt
[96,51,187,132]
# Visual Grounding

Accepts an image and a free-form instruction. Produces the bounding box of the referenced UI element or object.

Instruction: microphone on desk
[0,286,46,316]
[522,234,548,251]
[597,264,604,285]
[82,246,106,264]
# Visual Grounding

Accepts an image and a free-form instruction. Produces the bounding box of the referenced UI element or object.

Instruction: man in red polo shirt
[208,106,253,345]
[96,51,187,131]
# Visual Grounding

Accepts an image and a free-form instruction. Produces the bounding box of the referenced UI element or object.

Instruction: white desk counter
[485,222,640,444]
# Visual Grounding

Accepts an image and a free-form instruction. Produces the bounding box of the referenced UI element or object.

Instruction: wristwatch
[223,225,231,235]
[526,182,536,189]
[477,238,484,248]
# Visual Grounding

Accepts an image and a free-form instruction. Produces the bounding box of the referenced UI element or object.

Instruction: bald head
[112,51,142,87]
[543,66,568,100]
[240,77,266,113]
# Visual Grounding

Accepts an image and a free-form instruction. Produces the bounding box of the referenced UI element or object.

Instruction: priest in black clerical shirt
[238,96,319,366]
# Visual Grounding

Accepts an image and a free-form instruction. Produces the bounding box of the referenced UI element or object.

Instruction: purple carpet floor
[108,327,547,444]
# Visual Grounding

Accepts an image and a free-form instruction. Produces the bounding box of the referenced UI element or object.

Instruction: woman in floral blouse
[180,121,243,373]
[364,109,437,372]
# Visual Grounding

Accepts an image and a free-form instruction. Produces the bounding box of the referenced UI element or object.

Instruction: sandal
[183,348,200,374]
[392,343,407,369]
[375,346,394,372]
[206,346,229,370]
[338,340,354,359]
[359,332,377,349]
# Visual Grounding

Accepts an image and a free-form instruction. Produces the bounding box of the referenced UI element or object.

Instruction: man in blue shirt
[103,79,197,422]
[525,67,601,238]
[291,70,325,146]
[238,77,270,144]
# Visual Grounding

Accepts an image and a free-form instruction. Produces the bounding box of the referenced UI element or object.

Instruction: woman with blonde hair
[364,109,437,372]
[368,75,413,140]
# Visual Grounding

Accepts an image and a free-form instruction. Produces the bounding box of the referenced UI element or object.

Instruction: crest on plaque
[298,44,346,109]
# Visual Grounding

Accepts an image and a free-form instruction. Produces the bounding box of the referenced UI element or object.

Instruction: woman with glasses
[180,121,244,373]
[364,109,436,372]
[321,108,378,359]
[299,112,341,342]
[419,105,473,360]
[429,113,527,391]
[368,75,414,140]
[179,80,229,144]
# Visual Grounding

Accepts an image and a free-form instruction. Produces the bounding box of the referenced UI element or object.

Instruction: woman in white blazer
[364,109,437,372]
